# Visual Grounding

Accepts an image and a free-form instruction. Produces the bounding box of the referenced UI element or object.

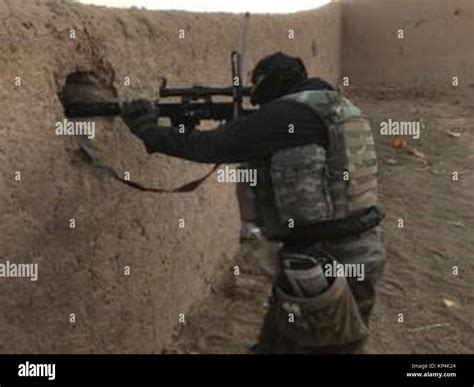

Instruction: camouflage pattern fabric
[281,90,378,221]
[270,144,333,225]
[253,90,378,240]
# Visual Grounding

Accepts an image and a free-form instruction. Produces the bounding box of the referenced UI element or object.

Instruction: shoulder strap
[77,140,218,193]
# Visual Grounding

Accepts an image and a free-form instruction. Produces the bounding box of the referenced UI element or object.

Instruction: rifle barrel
[64,102,256,120]
[65,102,121,118]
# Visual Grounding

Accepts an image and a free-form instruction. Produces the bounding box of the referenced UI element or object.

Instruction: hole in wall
[58,71,118,109]
[57,71,119,170]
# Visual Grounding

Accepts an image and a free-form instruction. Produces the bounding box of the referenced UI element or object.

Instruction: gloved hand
[120,99,158,139]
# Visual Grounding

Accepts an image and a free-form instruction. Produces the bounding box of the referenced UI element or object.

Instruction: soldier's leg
[256,227,385,354]
[256,247,369,354]
[323,226,385,327]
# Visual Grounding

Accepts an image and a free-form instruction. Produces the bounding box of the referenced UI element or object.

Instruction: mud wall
[341,0,474,89]
[0,0,341,353]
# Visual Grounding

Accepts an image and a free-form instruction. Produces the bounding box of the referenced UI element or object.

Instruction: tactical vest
[251,90,378,240]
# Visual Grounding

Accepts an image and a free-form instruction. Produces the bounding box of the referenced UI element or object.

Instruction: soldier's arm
[132,100,328,163]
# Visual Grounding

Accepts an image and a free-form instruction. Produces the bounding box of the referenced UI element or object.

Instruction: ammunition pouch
[258,272,368,353]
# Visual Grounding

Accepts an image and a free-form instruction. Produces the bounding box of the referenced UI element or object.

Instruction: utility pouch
[268,274,368,351]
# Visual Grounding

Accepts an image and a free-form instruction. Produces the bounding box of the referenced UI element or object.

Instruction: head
[250,52,308,106]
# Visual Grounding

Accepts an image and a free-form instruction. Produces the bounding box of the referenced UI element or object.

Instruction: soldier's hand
[120,99,159,138]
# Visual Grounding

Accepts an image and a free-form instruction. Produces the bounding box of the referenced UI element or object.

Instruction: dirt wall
[341,0,474,89]
[0,0,341,353]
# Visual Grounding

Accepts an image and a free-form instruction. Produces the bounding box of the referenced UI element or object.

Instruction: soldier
[121,52,385,354]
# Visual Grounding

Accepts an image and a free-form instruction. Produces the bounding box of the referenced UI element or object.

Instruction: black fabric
[134,78,333,163]
[250,52,308,105]
[251,52,308,85]
[288,77,335,93]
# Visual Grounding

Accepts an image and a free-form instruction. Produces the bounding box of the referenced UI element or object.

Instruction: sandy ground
[165,87,474,354]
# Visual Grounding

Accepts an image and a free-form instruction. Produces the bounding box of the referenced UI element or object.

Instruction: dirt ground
[165,87,474,354]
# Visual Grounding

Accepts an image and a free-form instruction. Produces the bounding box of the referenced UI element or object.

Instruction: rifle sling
[77,141,219,193]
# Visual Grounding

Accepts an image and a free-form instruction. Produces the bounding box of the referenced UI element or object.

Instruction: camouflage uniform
[250,90,385,354]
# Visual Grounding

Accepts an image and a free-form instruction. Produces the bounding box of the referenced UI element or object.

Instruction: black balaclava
[250,52,308,106]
